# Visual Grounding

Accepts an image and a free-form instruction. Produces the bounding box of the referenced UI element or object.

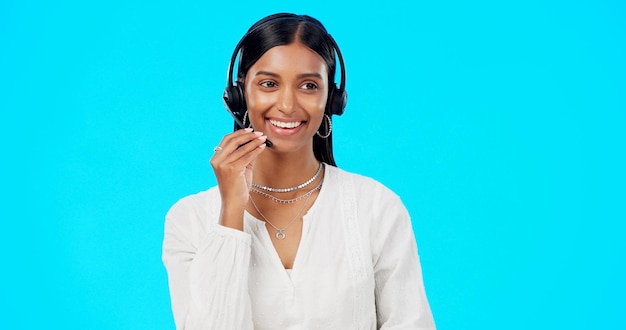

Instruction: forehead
[248,42,328,78]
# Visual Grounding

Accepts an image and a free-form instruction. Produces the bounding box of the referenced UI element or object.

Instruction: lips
[269,119,303,129]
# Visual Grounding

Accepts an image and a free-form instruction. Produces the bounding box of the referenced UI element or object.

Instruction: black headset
[222,15,347,131]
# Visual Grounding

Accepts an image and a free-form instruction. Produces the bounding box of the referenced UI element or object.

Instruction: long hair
[236,13,339,166]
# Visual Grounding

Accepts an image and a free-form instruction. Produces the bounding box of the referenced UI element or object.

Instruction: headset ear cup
[329,86,347,116]
[223,83,246,119]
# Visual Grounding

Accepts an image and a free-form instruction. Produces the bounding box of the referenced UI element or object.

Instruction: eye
[259,81,277,88]
[301,82,319,90]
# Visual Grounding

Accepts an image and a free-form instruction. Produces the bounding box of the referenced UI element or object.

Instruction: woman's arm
[162,128,266,328]
[372,194,436,329]
[162,196,254,329]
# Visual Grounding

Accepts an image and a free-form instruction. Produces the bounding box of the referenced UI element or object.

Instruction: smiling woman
[244,43,329,152]
[162,13,435,329]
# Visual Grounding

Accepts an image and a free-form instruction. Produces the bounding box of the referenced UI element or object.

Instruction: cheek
[303,93,328,114]
[309,98,327,125]
[245,89,273,111]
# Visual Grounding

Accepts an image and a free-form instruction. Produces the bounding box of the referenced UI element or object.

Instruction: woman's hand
[210,128,268,231]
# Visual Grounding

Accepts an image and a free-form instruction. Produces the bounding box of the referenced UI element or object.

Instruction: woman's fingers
[211,129,267,167]
[210,128,267,186]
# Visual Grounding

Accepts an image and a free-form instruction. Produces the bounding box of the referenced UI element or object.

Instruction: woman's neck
[253,151,321,189]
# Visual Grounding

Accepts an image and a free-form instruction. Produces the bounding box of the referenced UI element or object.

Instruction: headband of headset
[223,14,347,123]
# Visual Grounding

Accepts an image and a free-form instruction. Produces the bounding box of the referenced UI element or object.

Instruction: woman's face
[244,42,329,154]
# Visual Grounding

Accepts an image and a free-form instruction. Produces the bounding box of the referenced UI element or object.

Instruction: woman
[162,13,435,329]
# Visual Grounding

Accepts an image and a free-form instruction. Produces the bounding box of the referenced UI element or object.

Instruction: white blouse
[162,165,435,329]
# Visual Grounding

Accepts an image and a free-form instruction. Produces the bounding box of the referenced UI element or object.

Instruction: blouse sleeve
[162,195,254,330]
[372,193,436,329]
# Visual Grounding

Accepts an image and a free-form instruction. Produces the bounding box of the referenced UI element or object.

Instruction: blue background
[2,0,625,329]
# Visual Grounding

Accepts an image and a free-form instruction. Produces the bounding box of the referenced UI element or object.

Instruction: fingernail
[254,131,263,136]
[258,135,267,141]
[244,128,254,132]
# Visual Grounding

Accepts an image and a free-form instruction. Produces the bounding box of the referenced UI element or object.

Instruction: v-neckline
[244,165,331,280]
[245,203,314,280]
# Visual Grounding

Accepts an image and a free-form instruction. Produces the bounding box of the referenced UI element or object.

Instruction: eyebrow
[255,71,324,80]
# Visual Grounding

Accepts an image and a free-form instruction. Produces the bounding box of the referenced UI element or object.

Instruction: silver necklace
[248,178,321,240]
[251,163,323,193]
[251,178,323,204]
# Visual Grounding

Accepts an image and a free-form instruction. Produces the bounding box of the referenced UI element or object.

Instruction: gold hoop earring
[242,110,252,128]
[316,114,332,139]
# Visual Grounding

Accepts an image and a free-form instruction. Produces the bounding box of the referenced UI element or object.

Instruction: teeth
[270,120,302,129]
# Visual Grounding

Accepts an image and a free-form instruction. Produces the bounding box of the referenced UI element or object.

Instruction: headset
[222,15,348,133]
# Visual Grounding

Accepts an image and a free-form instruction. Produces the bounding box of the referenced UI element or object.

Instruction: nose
[277,86,297,115]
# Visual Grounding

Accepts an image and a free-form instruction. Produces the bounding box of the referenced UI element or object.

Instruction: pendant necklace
[248,176,323,240]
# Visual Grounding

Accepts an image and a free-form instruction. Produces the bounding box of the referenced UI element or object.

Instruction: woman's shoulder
[168,186,220,212]
[325,165,410,234]
[165,186,221,230]
[326,165,401,202]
